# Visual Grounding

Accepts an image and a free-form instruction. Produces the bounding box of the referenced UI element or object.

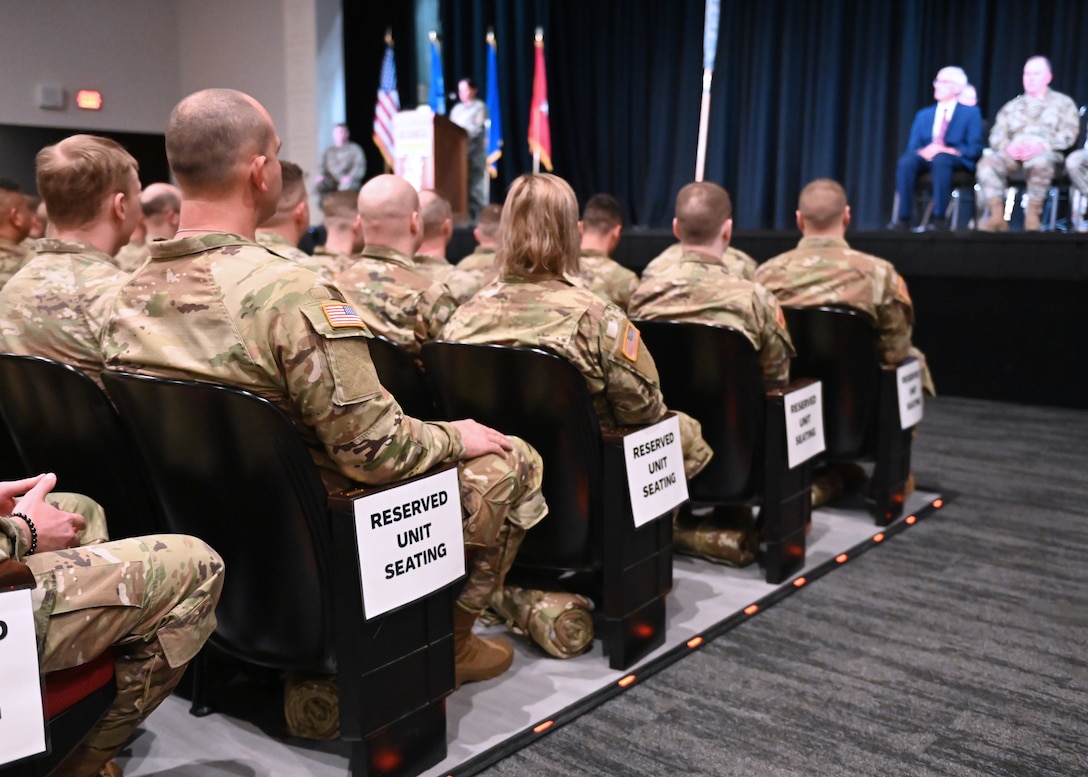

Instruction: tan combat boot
[453,606,514,688]
[977,197,1008,232]
[1024,198,1044,231]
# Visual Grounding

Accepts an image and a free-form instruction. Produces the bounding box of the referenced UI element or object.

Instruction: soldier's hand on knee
[451,419,513,459]
[13,473,87,552]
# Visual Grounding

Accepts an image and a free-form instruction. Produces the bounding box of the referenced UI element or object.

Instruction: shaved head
[674,182,732,245]
[357,174,419,228]
[797,179,847,230]
[357,174,420,253]
[140,182,181,218]
[418,190,452,239]
[166,88,276,193]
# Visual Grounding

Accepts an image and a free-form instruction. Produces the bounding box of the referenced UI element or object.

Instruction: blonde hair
[36,134,138,230]
[497,173,580,277]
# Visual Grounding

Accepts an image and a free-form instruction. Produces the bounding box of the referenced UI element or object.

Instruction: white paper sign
[623,415,689,528]
[353,467,465,619]
[897,362,925,429]
[784,381,826,469]
[0,588,46,765]
[393,108,435,191]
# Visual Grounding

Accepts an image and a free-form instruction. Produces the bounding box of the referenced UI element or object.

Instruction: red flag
[528,30,552,172]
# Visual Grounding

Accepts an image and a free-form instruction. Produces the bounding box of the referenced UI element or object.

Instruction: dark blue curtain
[346,0,1088,229]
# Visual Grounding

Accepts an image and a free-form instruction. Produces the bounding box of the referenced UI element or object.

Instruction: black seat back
[365,335,437,420]
[634,320,765,502]
[0,354,160,539]
[101,371,336,674]
[783,306,879,458]
[421,341,602,569]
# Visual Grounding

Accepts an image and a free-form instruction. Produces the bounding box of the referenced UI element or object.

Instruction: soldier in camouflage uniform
[0,136,142,388]
[976,56,1081,231]
[576,193,639,311]
[336,176,458,353]
[446,203,501,304]
[1,472,223,777]
[315,123,365,195]
[0,178,35,290]
[413,189,457,284]
[102,88,546,688]
[315,189,362,275]
[755,178,934,396]
[630,182,794,388]
[442,172,713,481]
[256,160,340,281]
[641,240,757,282]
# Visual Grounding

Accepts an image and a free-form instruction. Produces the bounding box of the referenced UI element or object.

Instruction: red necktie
[935,109,950,145]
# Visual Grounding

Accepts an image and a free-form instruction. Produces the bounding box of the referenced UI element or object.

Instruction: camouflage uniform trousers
[455,436,547,614]
[1065,149,1088,199]
[976,149,1061,201]
[24,517,224,773]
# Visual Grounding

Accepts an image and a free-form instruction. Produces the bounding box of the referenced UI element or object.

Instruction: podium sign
[352,467,465,619]
[393,107,436,192]
[0,588,46,765]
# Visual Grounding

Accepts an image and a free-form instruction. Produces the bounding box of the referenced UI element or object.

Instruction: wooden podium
[393,109,469,223]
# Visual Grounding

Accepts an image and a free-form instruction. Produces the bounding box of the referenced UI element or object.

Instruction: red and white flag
[373,34,400,168]
[528,28,552,172]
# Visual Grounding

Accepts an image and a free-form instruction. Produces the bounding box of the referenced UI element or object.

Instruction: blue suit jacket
[905,103,984,170]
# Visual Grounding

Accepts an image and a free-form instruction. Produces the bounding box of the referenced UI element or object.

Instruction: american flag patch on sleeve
[321,302,366,329]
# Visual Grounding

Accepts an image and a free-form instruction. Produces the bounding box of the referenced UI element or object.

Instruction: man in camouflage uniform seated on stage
[101,88,547,688]
[1,472,223,777]
[0,135,142,388]
[335,176,458,354]
[976,56,1080,232]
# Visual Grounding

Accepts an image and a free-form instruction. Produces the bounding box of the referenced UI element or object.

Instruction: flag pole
[532,27,543,174]
[695,0,720,182]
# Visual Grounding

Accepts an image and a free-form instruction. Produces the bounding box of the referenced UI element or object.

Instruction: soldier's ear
[843,205,852,229]
[795,210,805,232]
[721,218,733,245]
[251,155,270,192]
[672,217,681,241]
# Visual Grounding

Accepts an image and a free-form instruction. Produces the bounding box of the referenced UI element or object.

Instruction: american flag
[373,37,399,168]
[322,303,365,329]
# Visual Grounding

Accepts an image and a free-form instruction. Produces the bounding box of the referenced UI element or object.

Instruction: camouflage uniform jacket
[114,238,150,273]
[313,245,356,276]
[989,89,1081,155]
[641,242,757,282]
[447,248,499,304]
[578,249,640,311]
[629,249,795,388]
[256,230,337,282]
[413,253,456,285]
[0,236,32,291]
[755,236,916,368]
[102,233,466,488]
[0,238,128,385]
[336,245,457,353]
[441,273,713,479]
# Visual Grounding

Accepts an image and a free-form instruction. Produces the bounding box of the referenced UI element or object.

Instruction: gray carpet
[475,397,1088,776]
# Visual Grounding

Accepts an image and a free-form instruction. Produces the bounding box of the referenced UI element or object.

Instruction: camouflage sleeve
[417,281,459,348]
[875,267,915,366]
[0,514,29,561]
[989,103,1012,151]
[1053,96,1081,152]
[594,308,712,478]
[755,288,795,388]
[288,289,465,484]
[617,270,639,312]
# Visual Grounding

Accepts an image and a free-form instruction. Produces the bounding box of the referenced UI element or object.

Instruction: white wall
[0,0,180,133]
[0,0,323,179]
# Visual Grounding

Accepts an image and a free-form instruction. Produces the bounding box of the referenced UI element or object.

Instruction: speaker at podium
[393,107,469,223]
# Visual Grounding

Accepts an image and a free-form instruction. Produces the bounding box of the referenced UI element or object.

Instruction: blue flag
[485,32,503,176]
[703,0,720,72]
[429,33,446,116]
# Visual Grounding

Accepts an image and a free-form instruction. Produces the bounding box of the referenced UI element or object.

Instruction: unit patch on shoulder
[322,302,366,329]
[622,321,641,362]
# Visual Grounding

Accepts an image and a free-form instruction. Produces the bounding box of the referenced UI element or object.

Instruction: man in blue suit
[889,66,984,231]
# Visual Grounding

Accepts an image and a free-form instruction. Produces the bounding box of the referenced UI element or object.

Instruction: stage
[451,227,1088,410]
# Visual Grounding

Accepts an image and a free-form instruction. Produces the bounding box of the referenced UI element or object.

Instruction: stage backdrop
[346,0,1088,230]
